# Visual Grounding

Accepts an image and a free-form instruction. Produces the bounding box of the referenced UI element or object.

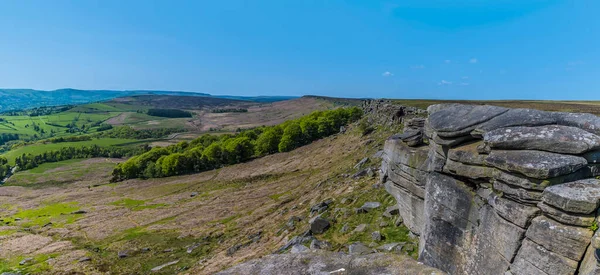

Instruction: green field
[1,138,136,165]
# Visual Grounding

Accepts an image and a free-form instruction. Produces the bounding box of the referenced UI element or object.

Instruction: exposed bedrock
[381,103,600,275]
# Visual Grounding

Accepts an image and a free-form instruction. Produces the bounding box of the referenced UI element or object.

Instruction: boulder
[382,205,399,218]
[372,231,382,241]
[525,216,593,261]
[377,242,405,252]
[510,239,578,275]
[309,239,331,250]
[354,157,369,170]
[348,242,374,255]
[492,180,543,204]
[473,108,558,135]
[309,217,330,234]
[537,201,596,226]
[484,150,587,179]
[428,104,509,137]
[483,125,600,154]
[353,224,367,233]
[542,179,600,214]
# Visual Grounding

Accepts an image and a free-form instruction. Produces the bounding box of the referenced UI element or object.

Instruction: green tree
[278,122,303,152]
[255,127,283,156]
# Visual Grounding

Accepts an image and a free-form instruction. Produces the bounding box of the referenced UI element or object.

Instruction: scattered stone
[151,260,180,272]
[190,192,198,197]
[248,231,262,243]
[354,157,369,170]
[71,210,87,214]
[348,242,374,255]
[340,198,351,204]
[141,247,151,252]
[163,249,173,253]
[309,217,330,234]
[42,222,53,228]
[118,251,129,258]
[227,244,242,256]
[309,239,331,250]
[382,205,399,218]
[377,242,404,252]
[187,243,201,254]
[542,179,600,214]
[339,126,346,134]
[19,258,33,265]
[394,216,403,227]
[290,244,309,254]
[78,257,92,263]
[379,221,388,227]
[352,169,369,179]
[353,224,367,233]
[310,200,333,215]
[372,231,382,241]
[339,224,349,234]
[286,216,301,229]
[356,202,381,213]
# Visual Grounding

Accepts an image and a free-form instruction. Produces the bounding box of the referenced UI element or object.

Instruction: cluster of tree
[28,106,73,117]
[14,145,149,171]
[44,135,92,144]
[96,124,113,131]
[0,133,19,146]
[147,109,192,118]
[211,108,248,113]
[94,126,183,139]
[111,107,362,181]
[0,156,10,180]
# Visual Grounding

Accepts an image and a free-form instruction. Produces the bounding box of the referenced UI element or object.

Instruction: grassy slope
[0,122,410,274]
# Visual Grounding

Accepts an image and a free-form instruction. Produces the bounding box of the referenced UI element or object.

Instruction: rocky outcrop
[362,99,426,127]
[381,103,600,275]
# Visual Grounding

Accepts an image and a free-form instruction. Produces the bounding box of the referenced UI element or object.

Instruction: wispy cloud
[411,65,425,69]
[459,82,470,86]
[438,80,452,86]
[382,71,394,77]
[469,58,478,64]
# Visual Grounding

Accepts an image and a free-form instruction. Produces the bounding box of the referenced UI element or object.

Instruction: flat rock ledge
[216,251,444,275]
[380,103,600,275]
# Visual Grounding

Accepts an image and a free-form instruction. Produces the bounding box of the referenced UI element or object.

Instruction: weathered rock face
[362,99,426,127]
[381,103,600,275]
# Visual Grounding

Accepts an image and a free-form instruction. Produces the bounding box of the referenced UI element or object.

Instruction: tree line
[0,133,20,146]
[211,108,248,113]
[0,156,10,180]
[14,145,149,171]
[94,126,183,139]
[111,107,362,181]
[147,109,192,118]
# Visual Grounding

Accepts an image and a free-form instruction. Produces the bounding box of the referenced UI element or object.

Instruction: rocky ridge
[381,104,600,275]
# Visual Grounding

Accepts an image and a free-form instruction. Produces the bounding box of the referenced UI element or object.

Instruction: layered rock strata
[381,104,600,275]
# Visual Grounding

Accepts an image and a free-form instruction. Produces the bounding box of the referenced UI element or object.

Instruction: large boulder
[473,108,558,135]
[525,216,593,261]
[483,125,600,154]
[428,105,509,137]
[510,239,579,275]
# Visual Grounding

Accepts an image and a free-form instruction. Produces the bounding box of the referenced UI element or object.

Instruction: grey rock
[19,257,33,265]
[354,157,369,170]
[428,104,509,137]
[448,145,487,165]
[187,243,201,253]
[310,200,333,215]
[382,205,399,218]
[286,216,301,229]
[372,231,382,241]
[473,108,558,135]
[190,192,198,197]
[556,111,600,136]
[384,179,424,234]
[361,201,381,210]
[432,133,474,147]
[483,125,600,154]
[216,251,444,275]
[309,239,331,250]
[492,180,543,204]
[379,221,389,227]
[578,244,600,275]
[377,242,405,252]
[537,201,596,226]
[526,216,593,261]
[290,244,309,254]
[484,150,587,179]
[391,130,423,147]
[592,231,600,249]
[349,242,374,255]
[309,217,330,234]
[151,260,180,272]
[488,194,540,228]
[372,150,384,159]
[353,224,367,233]
[542,179,600,214]
[339,224,349,234]
[118,251,129,258]
[394,216,403,226]
[510,239,578,275]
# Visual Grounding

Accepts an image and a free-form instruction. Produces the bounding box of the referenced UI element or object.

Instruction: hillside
[0,89,294,113]
[0,120,421,274]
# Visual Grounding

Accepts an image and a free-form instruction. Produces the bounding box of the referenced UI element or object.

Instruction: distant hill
[0,88,295,113]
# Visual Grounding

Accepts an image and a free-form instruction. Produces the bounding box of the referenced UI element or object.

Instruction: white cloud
[444,60,451,64]
[459,82,470,86]
[469,58,478,64]
[382,71,394,77]
[438,80,452,85]
[411,65,425,69]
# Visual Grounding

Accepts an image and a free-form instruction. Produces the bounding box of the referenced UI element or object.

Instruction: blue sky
[0,0,598,100]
